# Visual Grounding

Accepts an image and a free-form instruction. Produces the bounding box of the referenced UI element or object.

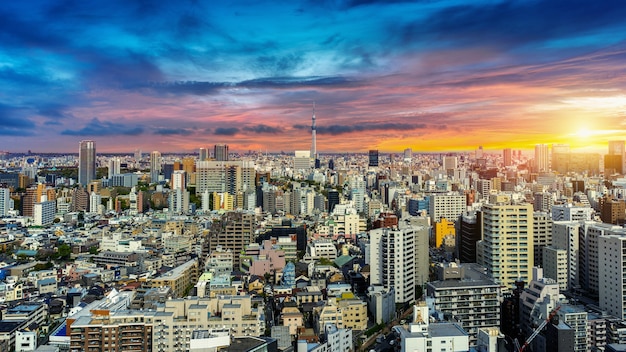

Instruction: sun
[575,129,592,138]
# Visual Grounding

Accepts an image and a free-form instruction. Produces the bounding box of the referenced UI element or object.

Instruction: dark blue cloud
[294,122,431,135]
[146,76,361,96]
[243,124,284,134]
[37,103,72,119]
[214,127,239,136]
[395,0,626,51]
[61,118,144,136]
[154,128,195,136]
[0,104,36,136]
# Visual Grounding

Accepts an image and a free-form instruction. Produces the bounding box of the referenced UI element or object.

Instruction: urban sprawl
[0,141,625,352]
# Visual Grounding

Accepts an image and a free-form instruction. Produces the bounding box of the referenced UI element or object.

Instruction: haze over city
[2,0,626,153]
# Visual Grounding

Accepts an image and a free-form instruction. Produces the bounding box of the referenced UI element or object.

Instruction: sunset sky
[1,0,626,153]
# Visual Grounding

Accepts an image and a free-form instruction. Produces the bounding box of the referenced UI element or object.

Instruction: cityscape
[3,1,626,352]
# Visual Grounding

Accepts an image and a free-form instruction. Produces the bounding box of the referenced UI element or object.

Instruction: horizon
[2,1,626,153]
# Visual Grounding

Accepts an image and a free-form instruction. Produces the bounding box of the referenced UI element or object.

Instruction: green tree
[56,244,72,260]
[89,246,99,255]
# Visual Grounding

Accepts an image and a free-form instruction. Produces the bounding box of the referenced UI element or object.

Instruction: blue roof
[15,250,37,256]
[38,278,57,285]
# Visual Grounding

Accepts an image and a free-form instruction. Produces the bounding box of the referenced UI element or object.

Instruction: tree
[89,246,99,255]
[56,244,72,260]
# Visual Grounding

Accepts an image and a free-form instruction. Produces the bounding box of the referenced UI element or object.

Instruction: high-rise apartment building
[206,211,256,269]
[368,150,379,167]
[443,156,458,171]
[549,221,582,291]
[171,170,186,191]
[551,143,570,174]
[579,222,622,295]
[427,277,501,345]
[503,148,512,166]
[196,161,255,200]
[198,147,208,161]
[0,188,11,216]
[477,200,534,289]
[293,150,311,171]
[370,226,416,305]
[150,151,161,183]
[533,211,552,268]
[534,144,549,173]
[78,140,96,186]
[429,194,466,223]
[457,211,482,263]
[214,144,229,161]
[107,157,120,179]
[599,234,626,320]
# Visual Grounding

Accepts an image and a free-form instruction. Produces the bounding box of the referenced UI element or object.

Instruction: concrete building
[542,246,568,291]
[477,200,534,290]
[426,278,501,345]
[79,140,96,186]
[519,267,561,337]
[303,239,337,262]
[294,150,311,171]
[367,285,395,324]
[580,222,623,295]
[551,221,582,291]
[150,150,161,183]
[397,302,469,352]
[33,199,55,226]
[69,295,263,352]
[370,225,417,305]
[599,234,626,319]
[0,188,12,216]
[149,259,199,298]
[551,204,593,221]
[533,211,552,268]
[429,194,466,224]
[206,211,256,269]
[196,161,255,202]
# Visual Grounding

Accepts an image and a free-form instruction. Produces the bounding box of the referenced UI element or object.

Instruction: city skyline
[2,1,626,153]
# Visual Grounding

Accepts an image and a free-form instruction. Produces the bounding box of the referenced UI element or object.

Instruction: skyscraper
[78,140,96,186]
[150,151,161,183]
[368,150,379,167]
[0,188,11,216]
[198,147,209,161]
[503,148,512,167]
[534,144,549,173]
[311,103,317,160]
[214,144,229,161]
[108,157,120,179]
[606,140,625,174]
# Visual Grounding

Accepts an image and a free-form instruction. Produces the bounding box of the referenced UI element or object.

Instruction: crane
[515,305,561,352]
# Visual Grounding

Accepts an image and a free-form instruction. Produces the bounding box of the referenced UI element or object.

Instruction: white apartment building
[428,194,466,223]
[304,239,337,262]
[552,221,582,290]
[0,188,12,216]
[599,235,626,320]
[33,199,55,226]
[551,204,593,221]
[580,222,624,295]
[398,302,469,352]
[542,246,568,291]
[370,226,416,305]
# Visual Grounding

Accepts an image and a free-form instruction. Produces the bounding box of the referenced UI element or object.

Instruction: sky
[1,0,626,154]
